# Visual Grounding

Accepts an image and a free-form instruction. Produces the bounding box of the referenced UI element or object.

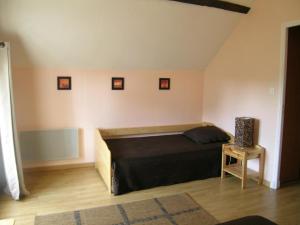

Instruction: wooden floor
[0,167,299,225]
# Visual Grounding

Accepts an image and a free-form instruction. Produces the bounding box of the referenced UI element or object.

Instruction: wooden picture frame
[159,78,170,90]
[112,77,124,90]
[57,76,71,90]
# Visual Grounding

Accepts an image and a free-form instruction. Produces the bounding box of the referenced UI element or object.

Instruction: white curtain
[0,42,28,200]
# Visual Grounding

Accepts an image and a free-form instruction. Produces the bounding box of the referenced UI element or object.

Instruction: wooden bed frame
[95,122,233,194]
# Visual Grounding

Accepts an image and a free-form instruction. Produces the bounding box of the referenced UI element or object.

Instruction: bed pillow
[183,126,230,144]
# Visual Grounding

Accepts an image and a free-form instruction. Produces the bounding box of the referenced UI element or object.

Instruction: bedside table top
[223,143,265,154]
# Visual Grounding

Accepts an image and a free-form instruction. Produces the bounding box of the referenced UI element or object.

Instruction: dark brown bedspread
[217,216,277,225]
[106,134,227,195]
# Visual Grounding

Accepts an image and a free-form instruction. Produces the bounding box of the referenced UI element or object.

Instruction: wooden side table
[221,143,265,189]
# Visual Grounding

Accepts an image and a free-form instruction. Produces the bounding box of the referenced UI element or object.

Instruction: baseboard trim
[0,218,14,225]
[23,162,95,173]
[261,179,271,188]
[263,180,271,188]
[242,168,271,188]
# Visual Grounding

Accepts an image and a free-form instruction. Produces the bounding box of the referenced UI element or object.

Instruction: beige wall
[13,68,203,165]
[203,0,300,185]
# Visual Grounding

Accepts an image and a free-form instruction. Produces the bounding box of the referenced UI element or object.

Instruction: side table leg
[242,157,247,189]
[259,150,265,185]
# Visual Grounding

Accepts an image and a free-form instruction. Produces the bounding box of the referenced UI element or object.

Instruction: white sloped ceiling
[0,0,253,70]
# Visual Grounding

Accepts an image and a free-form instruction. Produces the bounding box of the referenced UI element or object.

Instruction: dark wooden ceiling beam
[169,0,251,14]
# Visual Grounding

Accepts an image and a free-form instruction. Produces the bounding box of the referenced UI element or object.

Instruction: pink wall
[203,0,300,185]
[13,68,203,165]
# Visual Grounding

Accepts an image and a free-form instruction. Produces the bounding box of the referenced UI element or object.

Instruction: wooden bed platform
[95,122,232,194]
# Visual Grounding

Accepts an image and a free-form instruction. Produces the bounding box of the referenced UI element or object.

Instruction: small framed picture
[57,76,71,90]
[112,77,124,90]
[159,78,170,90]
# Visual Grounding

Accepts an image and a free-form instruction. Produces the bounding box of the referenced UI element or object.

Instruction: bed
[95,123,233,195]
[218,216,277,225]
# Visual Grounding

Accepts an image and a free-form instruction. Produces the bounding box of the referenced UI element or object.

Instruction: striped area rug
[35,193,219,225]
